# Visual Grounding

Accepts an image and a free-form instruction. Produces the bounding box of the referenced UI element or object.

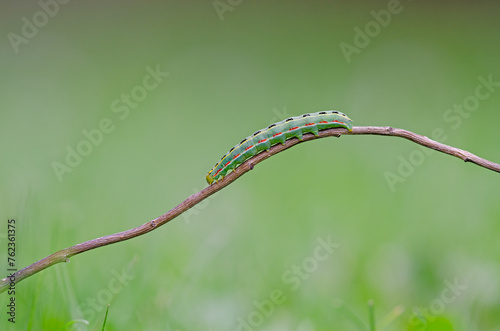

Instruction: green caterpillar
[206,110,353,184]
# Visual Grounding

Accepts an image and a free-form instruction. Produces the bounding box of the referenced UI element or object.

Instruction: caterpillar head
[206,173,214,185]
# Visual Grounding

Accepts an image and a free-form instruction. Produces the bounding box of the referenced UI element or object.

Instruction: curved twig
[1,126,498,293]
[350,126,500,172]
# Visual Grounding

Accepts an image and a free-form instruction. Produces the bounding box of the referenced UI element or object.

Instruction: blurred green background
[1,0,500,330]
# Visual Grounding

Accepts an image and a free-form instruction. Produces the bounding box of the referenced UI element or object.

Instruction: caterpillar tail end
[206,174,214,185]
